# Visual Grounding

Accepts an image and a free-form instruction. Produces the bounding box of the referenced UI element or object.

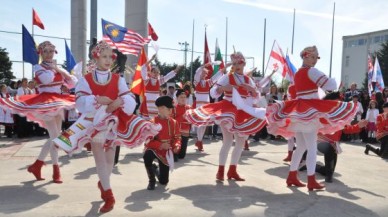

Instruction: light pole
[179,41,190,81]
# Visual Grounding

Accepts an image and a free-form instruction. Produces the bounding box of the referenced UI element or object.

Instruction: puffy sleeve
[210,74,229,99]
[75,78,98,114]
[210,70,224,86]
[160,70,176,85]
[118,77,136,115]
[193,67,202,86]
[63,74,78,89]
[34,64,55,85]
[308,67,337,91]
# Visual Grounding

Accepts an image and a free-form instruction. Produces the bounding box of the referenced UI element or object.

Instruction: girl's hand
[106,98,123,113]
[96,96,113,105]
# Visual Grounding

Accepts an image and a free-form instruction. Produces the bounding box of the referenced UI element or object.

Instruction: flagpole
[291,9,295,55]
[329,2,335,78]
[31,18,34,80]
[264,40,276,76]
[225,17,228,64]
[190,19,195,83]
[262,18,266,75]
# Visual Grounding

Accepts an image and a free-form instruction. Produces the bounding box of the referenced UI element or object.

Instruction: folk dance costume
[173,89,192,159]
[192,65,224,151]
[186,52,266,181]
[266,46,358,191]
[0,92,14,138]
[0,41,77,183]
[144,96,181,190]
[313,123,362,183]
[139,65,177,118]
[365,103,388,159]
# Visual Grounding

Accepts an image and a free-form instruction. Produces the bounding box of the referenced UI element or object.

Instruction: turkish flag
[33,9,45,30]
[148,22,158,41]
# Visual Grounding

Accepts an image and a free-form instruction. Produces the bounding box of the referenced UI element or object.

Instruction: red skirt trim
[266,99,358,138]
[185,100,266,136]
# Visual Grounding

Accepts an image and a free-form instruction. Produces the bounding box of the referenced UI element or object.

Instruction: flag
[102,19,150,56]
[22,25,39,65]
[203,31,213,79]
[72,61,83,80]
[65,40,76,72]
[367,54,374,96]
[32,9,45,30]
[285,54,296,83]
[265,40,291,82]
[213,38,225,75]
[131,47,148,96]
[148,22,158,41]
[374,57,385,92]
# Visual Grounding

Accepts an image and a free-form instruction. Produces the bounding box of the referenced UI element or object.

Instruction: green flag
[213,38,225,75]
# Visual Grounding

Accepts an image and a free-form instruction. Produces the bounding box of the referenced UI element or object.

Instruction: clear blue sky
[1,0,387,86]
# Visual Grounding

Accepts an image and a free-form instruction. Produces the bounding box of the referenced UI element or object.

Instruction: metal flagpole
[190,19,195,83]
[31,22,34,79]
[291,9,295,55]
[262,18,266,75]
[329,2,335,78]
[225,17,228,63]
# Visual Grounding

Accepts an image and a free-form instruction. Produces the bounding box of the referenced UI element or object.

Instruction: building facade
[342,29,388,89]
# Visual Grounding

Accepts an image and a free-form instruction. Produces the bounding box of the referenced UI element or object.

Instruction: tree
[0,47,15,84]
[376,41,388,87]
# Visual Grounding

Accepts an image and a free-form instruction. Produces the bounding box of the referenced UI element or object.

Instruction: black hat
[176,88,189,97]
[155,96,174,109]
[383,102,388,108]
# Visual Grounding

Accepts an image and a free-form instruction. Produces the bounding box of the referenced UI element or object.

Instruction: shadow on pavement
[0,181,59,214]
[124,187,171,212]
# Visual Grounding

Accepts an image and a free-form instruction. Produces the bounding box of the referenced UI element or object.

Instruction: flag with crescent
[102,18,150,56]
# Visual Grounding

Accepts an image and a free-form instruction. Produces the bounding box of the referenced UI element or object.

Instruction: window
[345,56,350,67]
[358,39,366,46]
[374,35,381,43]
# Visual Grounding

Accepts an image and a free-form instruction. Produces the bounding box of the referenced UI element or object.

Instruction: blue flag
[22,25,38,65]
[65,40,76,72]
[286,54,297,74]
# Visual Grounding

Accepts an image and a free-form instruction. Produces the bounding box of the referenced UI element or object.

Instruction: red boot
[307,174,325,191]
[244,141,250,151]
[53,165,63,184]
[98,181,105,200]
[100,189,115,213]
[84,143,92,151]
[27,160,45,181]
[227,165,245,181]
[216,165,225,181]
[195,140,204,152]
[283,151,293,162]
[286,170,306,187]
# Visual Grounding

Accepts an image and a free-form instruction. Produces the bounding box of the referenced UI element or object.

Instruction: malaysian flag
[102,19,150,56]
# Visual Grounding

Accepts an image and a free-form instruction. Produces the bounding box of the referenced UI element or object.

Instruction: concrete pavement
[0,136,387,217]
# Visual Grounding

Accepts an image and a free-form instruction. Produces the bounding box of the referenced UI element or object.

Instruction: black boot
[145,165,156,190]
[315,164,326,176]
[364,144,371,155]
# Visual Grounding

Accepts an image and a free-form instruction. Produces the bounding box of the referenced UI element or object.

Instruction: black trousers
[178,136,189,159]
[316,142,337,177]
[369,136,388,158]
[143,150,169,185]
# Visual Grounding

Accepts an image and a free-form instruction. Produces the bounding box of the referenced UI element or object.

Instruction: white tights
[290,132,318,176]
[219,125,248,165]
[37,115,63,165]
[91,138,115,191]
[287,137,295,151]
[197,126,206,141]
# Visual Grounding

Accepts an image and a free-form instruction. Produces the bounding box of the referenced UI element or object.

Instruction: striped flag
[102,19,150,56]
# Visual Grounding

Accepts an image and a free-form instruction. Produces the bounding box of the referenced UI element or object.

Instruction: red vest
[224,73,250,98]
[84,72,119,100]
[195,80,211,94]
[145,78,160,95]
[294,67,318,97]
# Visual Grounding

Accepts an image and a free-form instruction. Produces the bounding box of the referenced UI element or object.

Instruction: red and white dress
[193,66,223,108]
[186,73,266,136]
[0,93,14,125]
[55,70,161,154]
[266,67,358,138]
[0,64,77,128]
[139,67,176,118]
